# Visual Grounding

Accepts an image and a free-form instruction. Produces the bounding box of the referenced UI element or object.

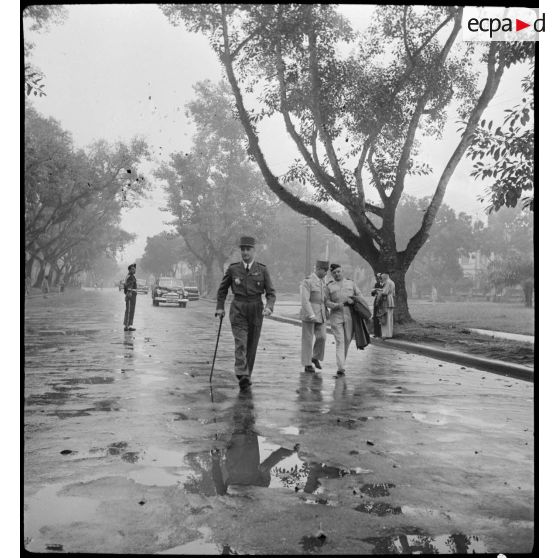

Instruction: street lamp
[300,217,316,276]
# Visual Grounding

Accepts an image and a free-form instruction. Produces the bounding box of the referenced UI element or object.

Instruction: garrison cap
[330,263,341,271]
[128,263,136,270]
[316,260,329,270]
[238,236,256,247]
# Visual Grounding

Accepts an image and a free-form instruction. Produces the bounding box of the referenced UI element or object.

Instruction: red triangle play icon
[516,19,531,31]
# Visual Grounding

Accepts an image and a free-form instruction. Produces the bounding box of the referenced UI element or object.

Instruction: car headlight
[156,289,162,295]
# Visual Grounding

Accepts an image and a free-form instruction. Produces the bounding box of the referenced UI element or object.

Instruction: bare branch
[367,150,388,205]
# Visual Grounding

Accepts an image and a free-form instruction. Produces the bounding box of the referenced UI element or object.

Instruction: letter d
[534,13,545,32]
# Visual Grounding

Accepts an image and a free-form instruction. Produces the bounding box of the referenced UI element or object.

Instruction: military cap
[128,263,136,270]
[330,263,341,271]
[238,236,256,247]
[315,260,329,270]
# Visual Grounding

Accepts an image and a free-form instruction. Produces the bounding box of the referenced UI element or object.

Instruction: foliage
[395,195,479,295]
[156,80,276,293]
[466,63,534,213]
[23,5,68,97]
[25,104,149,284]
[140,232,187,277]
[161,4,534,322]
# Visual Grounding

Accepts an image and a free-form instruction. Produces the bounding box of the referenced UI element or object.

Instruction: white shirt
[243,259,254,271]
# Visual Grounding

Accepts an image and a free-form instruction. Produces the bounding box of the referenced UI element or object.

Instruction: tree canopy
[25,103,149,285]
[156,80,276,294]
[161,4,534,321]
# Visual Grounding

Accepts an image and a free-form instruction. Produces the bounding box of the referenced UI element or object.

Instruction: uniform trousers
[330,318,353,371]
[381,309,394,338]
[124,294,136,327]
[300,321,327,366]
[229,298,263,377]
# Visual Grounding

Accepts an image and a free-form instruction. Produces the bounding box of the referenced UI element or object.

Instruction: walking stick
[209,314,224,384]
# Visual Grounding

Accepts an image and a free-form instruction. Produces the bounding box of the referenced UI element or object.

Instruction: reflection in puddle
[24,484,100,552]
[359,533,486,554]
[180,437,366,497]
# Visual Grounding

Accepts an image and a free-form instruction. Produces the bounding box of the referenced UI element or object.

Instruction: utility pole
[300,217,316,276]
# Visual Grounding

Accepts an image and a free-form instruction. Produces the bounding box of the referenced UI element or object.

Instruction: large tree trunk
[391,269,413,323]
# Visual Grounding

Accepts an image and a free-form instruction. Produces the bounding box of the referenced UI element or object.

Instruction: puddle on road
[126,447,189,487]
[355,501,402,516]
[128,468,184,487]
[24,484,100,552]
[279,425,300,435]
[358,533,486,554]
[59,376,115,385]
[157,526,242,555]
[179,438,369,497]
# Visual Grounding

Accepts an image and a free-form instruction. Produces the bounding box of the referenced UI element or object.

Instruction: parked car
[152,277,188,307]
[136,278,149,294]
[184,286,200,301]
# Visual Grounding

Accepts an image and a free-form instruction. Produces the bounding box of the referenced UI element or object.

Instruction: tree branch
[404,42,505,266]
[389,8,462,210]
[219,6,363,255]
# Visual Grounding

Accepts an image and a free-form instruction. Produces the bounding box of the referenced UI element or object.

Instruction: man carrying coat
[215,236,276,390]
[300,260,329,373]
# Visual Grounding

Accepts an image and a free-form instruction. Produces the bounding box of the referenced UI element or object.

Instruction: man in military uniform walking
[215,236,276,389]
[300,260,329,373]
[123,263,137,331]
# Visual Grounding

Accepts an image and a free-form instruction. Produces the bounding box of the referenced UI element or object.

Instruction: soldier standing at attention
[215,236,276,390]
[300,260,329,373]
[123,263,137,332]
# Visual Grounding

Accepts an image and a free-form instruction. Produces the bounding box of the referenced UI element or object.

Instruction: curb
[266,314,533,383]
[193,299,535,383]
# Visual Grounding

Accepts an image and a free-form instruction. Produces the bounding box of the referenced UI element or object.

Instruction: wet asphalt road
[24,289,534,554]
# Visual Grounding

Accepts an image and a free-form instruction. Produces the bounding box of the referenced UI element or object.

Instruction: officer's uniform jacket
[216,261,276,311]
[300,273,328,323]
[325,278,363,325]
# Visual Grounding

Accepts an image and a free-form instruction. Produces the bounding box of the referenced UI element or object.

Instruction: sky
[25,4,530,262]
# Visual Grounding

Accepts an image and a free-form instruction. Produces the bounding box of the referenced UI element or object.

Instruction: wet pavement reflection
[24,291,534,554]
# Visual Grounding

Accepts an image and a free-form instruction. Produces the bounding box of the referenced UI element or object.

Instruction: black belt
[233,295,262,302]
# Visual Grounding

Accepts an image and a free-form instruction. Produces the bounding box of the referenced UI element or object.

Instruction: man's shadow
[211,390,298,495]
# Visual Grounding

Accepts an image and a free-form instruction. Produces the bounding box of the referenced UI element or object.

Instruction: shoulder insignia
[255,261,266,267]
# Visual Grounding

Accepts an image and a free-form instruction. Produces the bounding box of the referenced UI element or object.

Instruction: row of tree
[24,103,149,287]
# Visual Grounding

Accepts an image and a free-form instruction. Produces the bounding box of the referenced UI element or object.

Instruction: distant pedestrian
[379,272,396,339]
[300,260,329,373]
[370,273,384,338]
[41,275,49,298]
[25,274,31,296]
[431,285,438,303]
[325,263,363,377]
[215,236,276,390]
[123,263,137,331]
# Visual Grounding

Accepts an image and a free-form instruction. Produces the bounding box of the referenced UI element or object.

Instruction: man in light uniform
[300,260,329,373]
